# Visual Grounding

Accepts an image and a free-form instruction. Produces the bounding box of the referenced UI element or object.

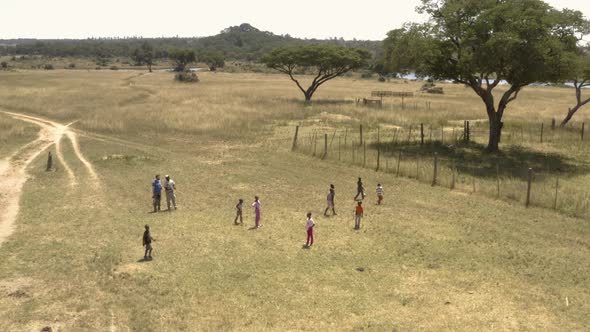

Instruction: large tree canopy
[169,48,196,72]
[263,45,371,101]
[401,0,587,152]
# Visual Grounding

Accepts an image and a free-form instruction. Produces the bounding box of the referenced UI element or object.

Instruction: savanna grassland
[0,70,589,331]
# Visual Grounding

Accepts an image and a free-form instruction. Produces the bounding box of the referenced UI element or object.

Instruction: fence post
[407,125,413,143]
[420,123,425,146]
[496,164,500,198]
[551,118,556,130]
[291,125,299,151]
[582,123,585,141]
[471,165,476,193]
[376,148,381,171]
[363,142,367,167]
[432,152,438,186]
[313,133,317,157]
[344,128,348,146]
[46,151,53,171]
[322,134,328,160]
[540,123,544,143]
[450,159,456,190]
[553,176,559,210]
[466,121,470,143]
[338,136,341,161]
[386,159,389,173]
[396,150,402,176]
[429,125,432,142]
[359,124,363,146]
[526,168,533,207]
[441,127,444,144]
[352,139,356,164]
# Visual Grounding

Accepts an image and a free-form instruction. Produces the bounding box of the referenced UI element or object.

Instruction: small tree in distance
[132,42,155,72]
[263,44,372,102]
[169,48,196,72]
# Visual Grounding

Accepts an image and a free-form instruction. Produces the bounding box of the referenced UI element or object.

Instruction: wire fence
[290,123,590,219]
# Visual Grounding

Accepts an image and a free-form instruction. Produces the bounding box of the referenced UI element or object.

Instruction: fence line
[290,125,590,219]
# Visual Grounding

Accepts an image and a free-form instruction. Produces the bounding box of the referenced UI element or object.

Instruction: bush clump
[43,64,54,70]
[175,70,200,83]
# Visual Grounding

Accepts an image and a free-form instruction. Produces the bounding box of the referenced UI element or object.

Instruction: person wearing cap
[164,175,177,211]
[143,225,155,260]
[152,175,162,212]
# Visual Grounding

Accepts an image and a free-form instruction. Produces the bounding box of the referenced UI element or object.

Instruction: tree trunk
[561,106,579,127]
[148,63,152,73]
[487,115,503,153]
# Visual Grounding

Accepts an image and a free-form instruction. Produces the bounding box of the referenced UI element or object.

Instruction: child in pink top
[305,212,315,247]
[252,196,261,228]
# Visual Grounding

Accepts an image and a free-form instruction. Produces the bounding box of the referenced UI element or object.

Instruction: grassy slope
[0,71,588,330]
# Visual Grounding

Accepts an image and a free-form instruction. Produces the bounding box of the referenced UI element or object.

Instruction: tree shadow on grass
[372,141,589,180]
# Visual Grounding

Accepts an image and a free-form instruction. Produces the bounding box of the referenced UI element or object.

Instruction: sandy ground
[0,111,98,247]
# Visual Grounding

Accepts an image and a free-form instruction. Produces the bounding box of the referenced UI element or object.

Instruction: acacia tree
[169,48,196,72]
[411,0,584,152]
[132,42,155,72]
[263,45,371,101]
[561,52,590,126]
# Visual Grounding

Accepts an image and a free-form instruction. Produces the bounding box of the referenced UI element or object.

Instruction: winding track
[0,111,99,246]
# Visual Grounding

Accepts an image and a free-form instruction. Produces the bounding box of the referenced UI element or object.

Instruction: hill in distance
[0,23,383,61]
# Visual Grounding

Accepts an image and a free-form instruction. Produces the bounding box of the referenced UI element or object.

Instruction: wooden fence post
[322,133,328,159]
[450,159,456,190]
[407,125,413,143]
[338,136,341,161]
[376,148,381,171]
[352,139,356,164]
[291,125,299,151]
[359,124,363,146]
[420,123,425,146]
[526,168,533,207]
[441,127,444,144]
[582,123,585,141]
[553,176,559,210]
[344,128,348,146]
[466,121,470,143]
[432,152,438,186]
[540,123,544,143]
[313,133,317,157]
[551,118,556,130]
[496,164,500,198]
[396,150,402,176]
[46,151,53,171]
[386,159,389,173]
[363,142,367,167]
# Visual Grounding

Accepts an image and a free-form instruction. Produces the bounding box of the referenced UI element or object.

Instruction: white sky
[1,0,589,40]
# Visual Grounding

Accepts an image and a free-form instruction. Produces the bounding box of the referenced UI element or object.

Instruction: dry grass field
[0,70,589,331]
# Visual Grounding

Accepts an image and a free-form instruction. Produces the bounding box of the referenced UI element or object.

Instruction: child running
[305,212,315,247]
[234,198,244,225]
[354,201,364,230]
[376,183,384,205]
[252,196,262,228]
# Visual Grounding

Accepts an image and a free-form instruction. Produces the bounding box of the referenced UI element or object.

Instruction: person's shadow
[137,257,153,263]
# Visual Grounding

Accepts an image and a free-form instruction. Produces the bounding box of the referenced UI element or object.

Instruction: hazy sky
[2,0,589,40]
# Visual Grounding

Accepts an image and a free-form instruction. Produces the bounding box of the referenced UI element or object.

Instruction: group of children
[233,196,262,228]
[151,174,177,212]
[143,177,385,258]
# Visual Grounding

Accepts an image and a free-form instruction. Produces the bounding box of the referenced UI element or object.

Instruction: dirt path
[0,111,99,246]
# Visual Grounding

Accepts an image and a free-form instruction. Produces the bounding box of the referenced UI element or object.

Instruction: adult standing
[164,175,177,211]
[152,175,162,212]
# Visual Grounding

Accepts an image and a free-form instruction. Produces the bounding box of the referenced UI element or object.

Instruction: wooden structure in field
[371,91,414,109]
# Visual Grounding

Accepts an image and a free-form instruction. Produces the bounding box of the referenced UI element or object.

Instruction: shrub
[110,65,119,70]
[43,64,54,70]
[174,70,199,83]
[0,62,7,69]
[67,63,76,69]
